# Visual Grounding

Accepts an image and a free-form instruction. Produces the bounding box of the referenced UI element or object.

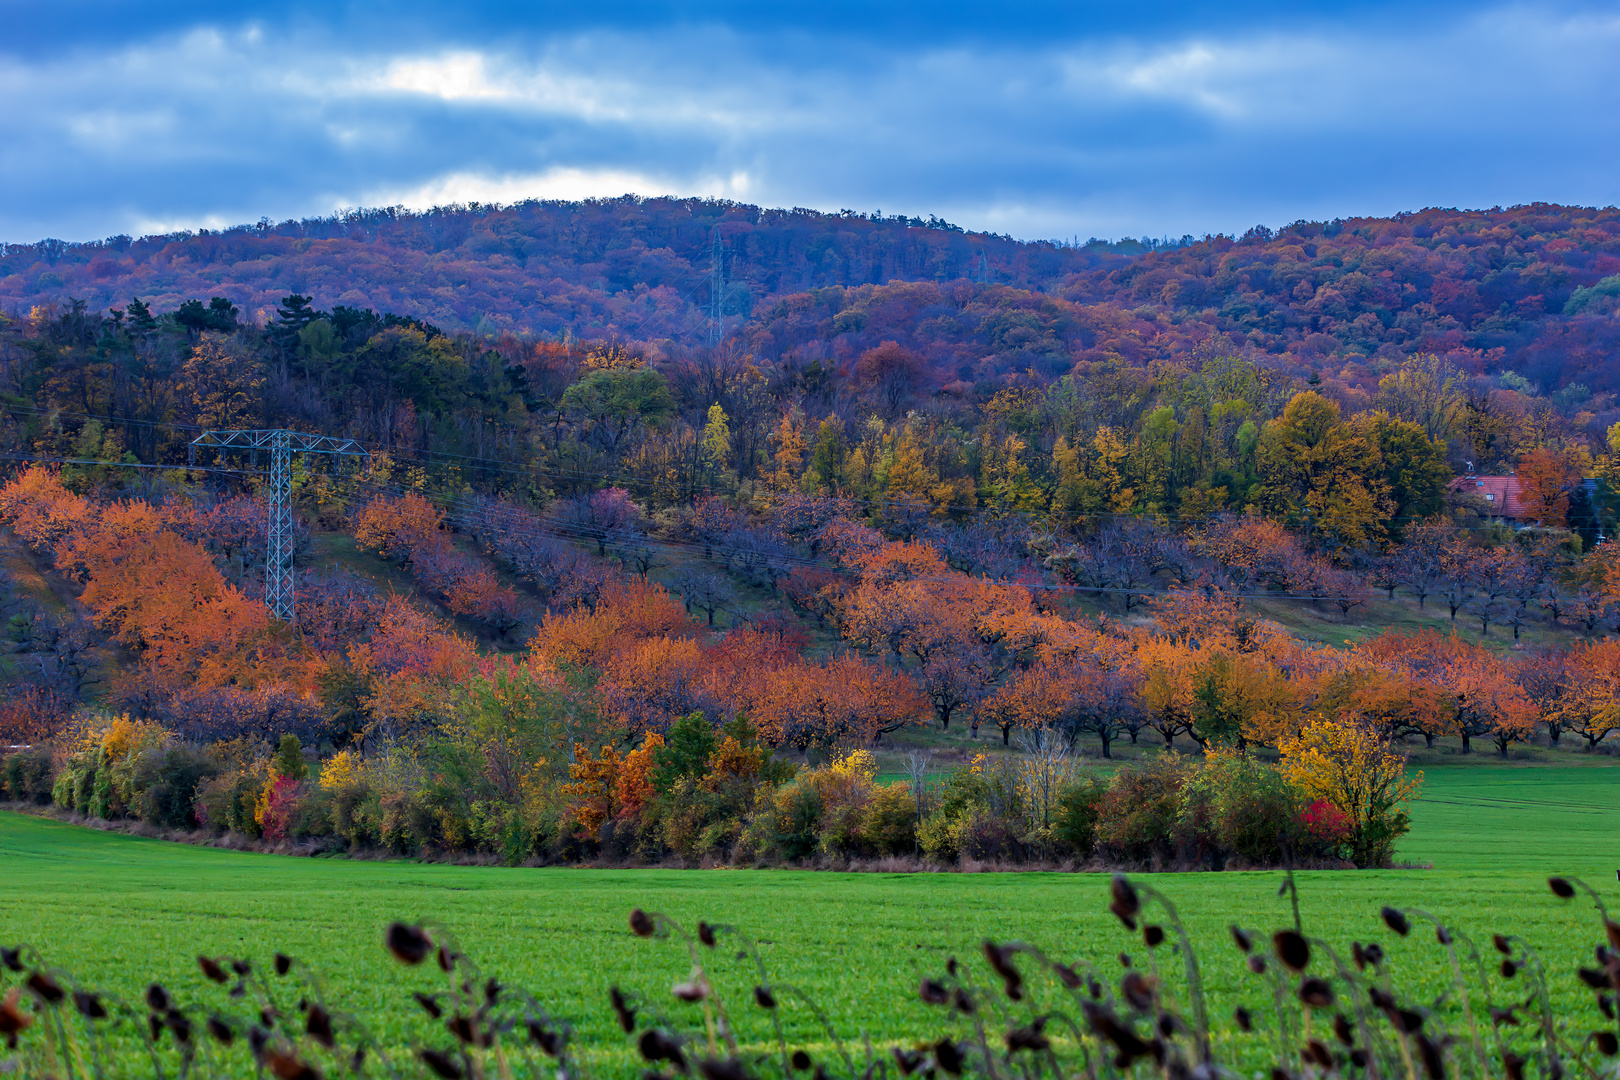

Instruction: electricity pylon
[189,429,369,622]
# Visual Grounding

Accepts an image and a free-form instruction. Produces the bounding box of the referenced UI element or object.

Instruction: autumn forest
[3,197,1620,869]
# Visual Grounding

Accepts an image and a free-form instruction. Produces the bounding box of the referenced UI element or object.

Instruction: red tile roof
[1449,475,1527,519]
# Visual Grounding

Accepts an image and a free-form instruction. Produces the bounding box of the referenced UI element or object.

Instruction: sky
[3,0,1620,245]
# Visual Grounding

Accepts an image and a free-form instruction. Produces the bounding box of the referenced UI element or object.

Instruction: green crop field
[2,758,1618,1073]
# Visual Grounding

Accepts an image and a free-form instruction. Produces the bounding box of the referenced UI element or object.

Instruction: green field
[2,758,1618,1073]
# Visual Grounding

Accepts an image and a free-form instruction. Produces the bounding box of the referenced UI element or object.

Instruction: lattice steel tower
[189,429,369,622]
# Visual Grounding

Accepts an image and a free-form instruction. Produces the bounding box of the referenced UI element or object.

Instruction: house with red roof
[1449,475,1530,523]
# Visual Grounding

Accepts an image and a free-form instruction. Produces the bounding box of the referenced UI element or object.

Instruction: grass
[3,759,1618,1073]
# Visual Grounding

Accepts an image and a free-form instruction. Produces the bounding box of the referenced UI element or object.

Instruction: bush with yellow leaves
[1279,717,1422,868]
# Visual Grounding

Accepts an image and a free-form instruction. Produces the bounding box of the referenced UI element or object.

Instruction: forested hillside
[6,197,1620,870]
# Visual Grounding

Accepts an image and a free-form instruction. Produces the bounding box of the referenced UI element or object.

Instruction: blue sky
[3,1,1619,244]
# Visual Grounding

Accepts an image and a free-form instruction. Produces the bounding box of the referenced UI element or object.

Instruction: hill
[5,199,1620,396]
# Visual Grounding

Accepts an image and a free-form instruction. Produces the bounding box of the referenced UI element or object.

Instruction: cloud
[2,4,1619,245]
[363,166,754,208]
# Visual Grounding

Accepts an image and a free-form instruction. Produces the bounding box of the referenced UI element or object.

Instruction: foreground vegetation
[3,784,1619,1078]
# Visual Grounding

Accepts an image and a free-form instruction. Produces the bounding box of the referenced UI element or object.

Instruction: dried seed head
[1380,907,1410,937]
[611,986,637,1033]
[145,984,171,1013]
[1247,955,1267,975]
[698,1057,749,1080]
[671,981,707,1003]
[305,1004,334,1049]
[1489,1007,1520,1027]
[1592,1031,1618,1056]
[1361,942,1384,967]
[266,1049,320,1080]
[933,1039,964,1075]
[421,1048,465,1079]
[638,1029,687,1070]
[0,988,33,1038]
[1415,1034,1444,1080]
[753,985,776,1010]
[384,924,431,966]
[198,956,229,984]
[791,1050,812,1071]
[274,952,294,976]
[73,991,107,1021]
[1492,934,1512,956]
[892,1048,923,1075]
[1121,971,1158,1011]
[166,1010,193,1045]
[1332,1013,1353,1046]
[1230,926,1253,954]
[1118,952,1132,969]
[1110,874,1140,916]
[1606,920,1620,953]
[0,948,21,974]
[448,1014,488,1048]
[697,922,717,948]
[1052,962,1082,990]
[1273,931,1310,973]
[528,1020,565,1058]
[1233,1007,1253,1033]
[945,957,957,977]
[1435,926,1452,946]
[249,1024,270,1059]
[1500,960,1518,978]
[232,959,252,976]
[951,988,975,1015]
[1005,1024,1051,1053]
[983,941,1017,982]
[484,978,501,1005]
[1548,877,1576,899]
[148,1012,165,1043]
[1143,925,1165,948]
[436,945,454,973]
[919,979,949,1006]
[1108,874,1140,928]
[1351,943,1367,971]
[25,972,64,1005]
[629,909,657,937]
[207,1016,234,1045]
[1397,1009,1424,1034]
[1304,1040,1333,1068]
[1578,968,1609,990]
[1369,987,1395,1011]
[1298,978,1335,1009]
[1502,1052,1526,1080]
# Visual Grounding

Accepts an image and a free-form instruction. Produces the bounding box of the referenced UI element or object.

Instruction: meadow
[2,757,1617,1073]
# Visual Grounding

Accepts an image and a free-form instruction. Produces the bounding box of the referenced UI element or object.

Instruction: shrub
[1052,775,1108,857]
[1279,718,1423,868]
[917,767,991,862]
[855,782,917,856]
[195,767,267,837]
[0,746,54,804]
[328,781,381,849]
[1198,751,1308,866]
[128,745,219,829]
[1094,756,1187,864]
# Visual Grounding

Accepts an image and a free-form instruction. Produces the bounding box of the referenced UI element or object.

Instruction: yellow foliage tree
[1278,719,1422,868]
